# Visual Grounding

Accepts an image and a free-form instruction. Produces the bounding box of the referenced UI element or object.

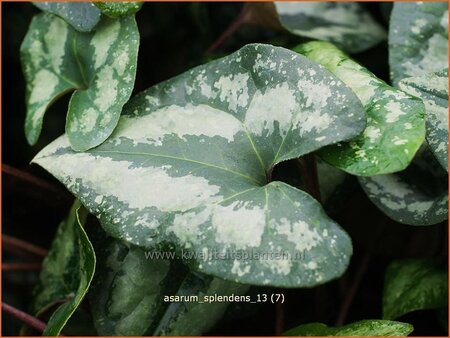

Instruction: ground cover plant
[2,1,448,336]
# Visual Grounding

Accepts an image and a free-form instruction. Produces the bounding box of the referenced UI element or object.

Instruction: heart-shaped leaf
[88,226,248,336]
[359,146,448,226]
[284,320,414,336]
[94,2,143,18]
[389,2,448,86]
[399,69,449,171]
[383,258,448,320]
[31,201,95,336]
[21,13,139,151]
[295,41,426,176]
[274,2,386,53]
[33,44,367,287]
[33,2,101,32]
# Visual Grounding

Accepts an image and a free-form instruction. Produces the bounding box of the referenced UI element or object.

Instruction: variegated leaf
[21,13,139,151]
[31,201,95,336]
[389,2,448,86]
[359,146,448,226]
[94,2,143,18]
[274,2,386,53]
[284,320,414,336]
[88,226,248,336]
[383,258,448,320]
[295,41,425,176]
[33,44,367,287]
[33,2,101,32]
[399,69,449,171]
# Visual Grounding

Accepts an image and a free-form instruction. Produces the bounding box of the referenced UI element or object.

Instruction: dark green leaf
[33,2,101,32]
[284,320,414,336]
[317,158,347,204]
[31,201,95,336]
[399,69,449,171]
[389,2,448,86]
[21,13,139,151]
[296,41,425,176]
[94,2,143,18]
[33,44,367,287]
[88,227,248,336]
[383,258,448,320]
[274,2,386,53]
[359,145,448,225]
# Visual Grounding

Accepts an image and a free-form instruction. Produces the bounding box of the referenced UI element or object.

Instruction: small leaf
[94,2,143,18]
[295,41,425,176]
[33,2,101,32]
[274,2,386,53]
[389,2,448,86]
[31,201,95,336]
[88,227,248,336]
[359,145,448,226]
[399,69,449,171]
[284,319,414,336]
[383,258,448,320]
[21,13,139,151]
[33,44,368,287]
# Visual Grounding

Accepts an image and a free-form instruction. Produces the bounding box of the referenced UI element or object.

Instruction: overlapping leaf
[33,2,101,32]
[284,320,414,336]
[88,227,248,336]
[389,2,448,86]
[21,13,139,151]
[296,41,425,176]
[399,69,449,171]
[31,201,95,336]
[274,2,386,53]
[33,44,367,287]
[383,258,448,320]
[94,2,143,18]
[359,146,448,226]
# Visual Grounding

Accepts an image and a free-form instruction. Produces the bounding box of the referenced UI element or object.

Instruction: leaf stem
[275,291,285,335]
[335,219,385,325]
[2,302,47,333]
[2,234,48,258]
[300,154,322,202]
[3,263,42,271]
[335,251,370,326]
[204,5,250,55]
[2,164,65,197]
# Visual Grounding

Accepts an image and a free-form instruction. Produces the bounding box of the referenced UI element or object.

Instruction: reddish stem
[335,220,385,325]
[335,252,371,326]
[205,6,250,55]
[2,302,47,333]
[3,263,42,271]
[3,234,48,258]
[302,154,322,202]
[275,290,285,335]
[2,164,63,196]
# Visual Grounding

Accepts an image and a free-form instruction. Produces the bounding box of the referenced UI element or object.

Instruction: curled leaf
[284,319,414,336]
[31,201,95,336]
[399,69,449,171]
[94,2,143,18]
[296,41,425,176]
[359,146,448,226]
[88,227,248,336]
[21,13,139,151]
[389,2,448,85]
[383,258,448,320]
[33,44,367,287]
[274,2,386,53]
[33,2,101,32]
